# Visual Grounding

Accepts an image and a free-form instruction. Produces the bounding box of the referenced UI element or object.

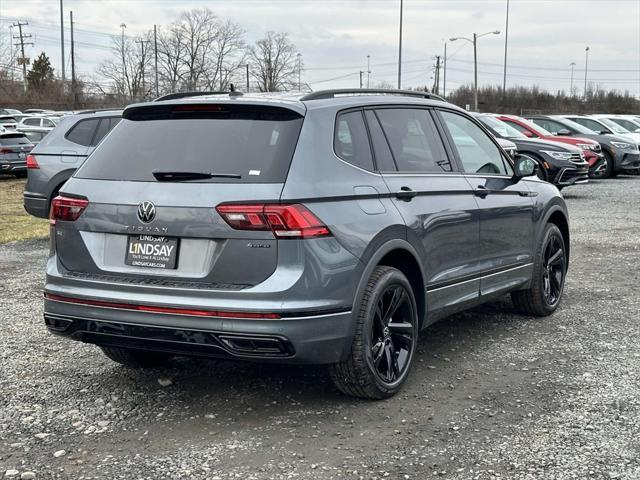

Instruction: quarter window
[334,110,374,171]
[440,111,510,175]
[66,119,100,147]
[375,108,451,173]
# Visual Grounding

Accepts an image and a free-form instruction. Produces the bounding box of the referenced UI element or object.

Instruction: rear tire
[329,266,419,399]
[512,223,567,317]
[101,347,173,368]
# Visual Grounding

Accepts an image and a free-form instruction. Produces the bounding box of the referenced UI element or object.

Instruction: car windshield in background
[611,118,640,131]
[560,118,597,135]
[523,118,553,136]
[598,118,631,134]
[76,107,304,183]
[479,116,527,139]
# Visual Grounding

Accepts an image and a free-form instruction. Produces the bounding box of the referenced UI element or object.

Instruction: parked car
[526,115,640,178]
[24,109,54,115]
[43,89,570,399]
[0,115,18,130]
[496,137,517,158]
[0,108,22,115]
[0,132,34,177]
[474,113,588,189]
[497,114,604,174]
[562,115,640,144]
[21,128,51,146]
[23,110,122,218]
[18,115,59,130]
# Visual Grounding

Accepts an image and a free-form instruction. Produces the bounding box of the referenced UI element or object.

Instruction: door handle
[474,185,489,198]
[395,186,417,201]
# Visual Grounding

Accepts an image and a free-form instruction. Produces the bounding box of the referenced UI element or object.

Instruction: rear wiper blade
[152,170,242,181]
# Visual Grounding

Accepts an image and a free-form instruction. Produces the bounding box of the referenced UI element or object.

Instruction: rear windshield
[77,105,304,183]
[0,134,31,146]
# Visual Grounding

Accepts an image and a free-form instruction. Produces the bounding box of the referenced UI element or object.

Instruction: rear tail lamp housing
[49,195,89,225]
[26,154,39,169]
[216,204,330,239]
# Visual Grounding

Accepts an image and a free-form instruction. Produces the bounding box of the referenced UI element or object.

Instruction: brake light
[49,195,89,225]
[216,204,330,239]
[26,154,39,169]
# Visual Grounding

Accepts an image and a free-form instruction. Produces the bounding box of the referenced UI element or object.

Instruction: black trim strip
[427,263,530,291]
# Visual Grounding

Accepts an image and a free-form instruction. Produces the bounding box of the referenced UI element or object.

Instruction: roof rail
[75,108,123,115]
[153,91,230,102]
[300,88,446,102]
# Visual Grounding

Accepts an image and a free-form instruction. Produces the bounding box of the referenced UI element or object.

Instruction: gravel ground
[1,177,640,480]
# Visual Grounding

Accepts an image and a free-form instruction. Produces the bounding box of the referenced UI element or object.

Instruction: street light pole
[450,30,500,111]
[502,0,509,95]
[570,62,576,96]
[397,0,403,89]
[584,46,590,99]
[367,54,371,88]
[443,41,447,98]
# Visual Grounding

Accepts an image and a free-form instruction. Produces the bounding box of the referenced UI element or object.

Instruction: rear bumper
[0,161,26,173]
[23,191,49,218]
[44,295,353,364]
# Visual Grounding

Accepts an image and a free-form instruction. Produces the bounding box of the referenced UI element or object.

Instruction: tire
[329,266,419,399]
[590,150,614,179]
[511,223,567,317]
[101,347,173,368]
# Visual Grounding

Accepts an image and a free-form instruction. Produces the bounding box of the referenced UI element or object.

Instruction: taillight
[49,195,89,225]
[216,204,330,239]
[26,154,39,169]
[0,148,12,154]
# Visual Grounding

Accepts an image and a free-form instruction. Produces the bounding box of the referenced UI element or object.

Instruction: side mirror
[513,154,539,181]
[557,129,571,136]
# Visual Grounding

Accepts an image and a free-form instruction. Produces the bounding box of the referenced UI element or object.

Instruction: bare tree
[99,32,153,102]
[248,31,299,92]
[157,22,188,93]
[176,8,218,91]
[203,19,246,91]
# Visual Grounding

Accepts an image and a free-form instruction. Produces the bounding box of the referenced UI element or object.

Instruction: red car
[498,114,603,169]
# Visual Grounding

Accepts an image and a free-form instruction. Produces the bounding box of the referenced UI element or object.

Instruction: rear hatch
[55,101,305,288]
[0,133,33,166]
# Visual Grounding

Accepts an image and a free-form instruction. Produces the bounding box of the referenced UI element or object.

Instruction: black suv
[44,89,570,399]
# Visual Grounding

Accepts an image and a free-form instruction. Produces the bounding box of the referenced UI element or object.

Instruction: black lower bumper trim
[44,314,295,359]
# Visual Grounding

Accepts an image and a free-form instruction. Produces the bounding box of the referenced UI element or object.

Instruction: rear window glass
[0,134,31,146]
[77,105,304,183]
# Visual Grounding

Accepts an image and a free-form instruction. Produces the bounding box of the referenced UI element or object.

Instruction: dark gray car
[43,90,570,399]
[23,110,122,218]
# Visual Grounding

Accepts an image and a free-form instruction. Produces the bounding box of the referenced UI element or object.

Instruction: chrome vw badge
[137,201,156,223]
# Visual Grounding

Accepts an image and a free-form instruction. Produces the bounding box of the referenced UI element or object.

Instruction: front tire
[512,223,567,316]
[330,266,419,399]
[101,347,173,368]
[590,151,614,179]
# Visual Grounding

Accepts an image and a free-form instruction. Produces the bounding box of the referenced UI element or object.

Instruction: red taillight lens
[216,204,330,239]
[26,154,39,169]
[49,195,89,225]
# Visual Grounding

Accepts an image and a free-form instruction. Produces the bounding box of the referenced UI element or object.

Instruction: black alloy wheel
[541,232,566,307]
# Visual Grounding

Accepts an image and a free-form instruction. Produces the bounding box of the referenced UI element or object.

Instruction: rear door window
[22,118,41,127]
[66,119,100,147]
[334,110,374,171]
[375,108,451,173]
[77,105,303,184]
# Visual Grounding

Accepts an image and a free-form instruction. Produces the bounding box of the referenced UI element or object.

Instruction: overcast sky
[1,0,639,97]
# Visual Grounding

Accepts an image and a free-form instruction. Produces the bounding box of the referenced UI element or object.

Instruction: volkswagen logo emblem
[137,201,156,223]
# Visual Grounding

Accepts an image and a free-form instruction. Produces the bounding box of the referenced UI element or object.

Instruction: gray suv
[23,110,122,218]
[43,90,569,399]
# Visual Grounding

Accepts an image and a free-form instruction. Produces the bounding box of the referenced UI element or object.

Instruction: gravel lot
[1,177,640,480]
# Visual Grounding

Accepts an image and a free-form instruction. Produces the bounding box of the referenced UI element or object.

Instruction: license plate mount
[125,235,179,269]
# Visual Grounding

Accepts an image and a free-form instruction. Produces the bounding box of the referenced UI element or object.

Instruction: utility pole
[584,46,590,100]
[432,56,441,95]
[60,0,65,83]
[153,25,159,97]
[443,41,447,98]
[570,62,576,96]
[366,54,371,88]
[8,25,15,81]
[12,21,33,93]
[70,11,77,108]
[502,0,510,95]
[297,53,302,91]
[136,39,150,100]
[397,0,403,89]
[245,64,250,91]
